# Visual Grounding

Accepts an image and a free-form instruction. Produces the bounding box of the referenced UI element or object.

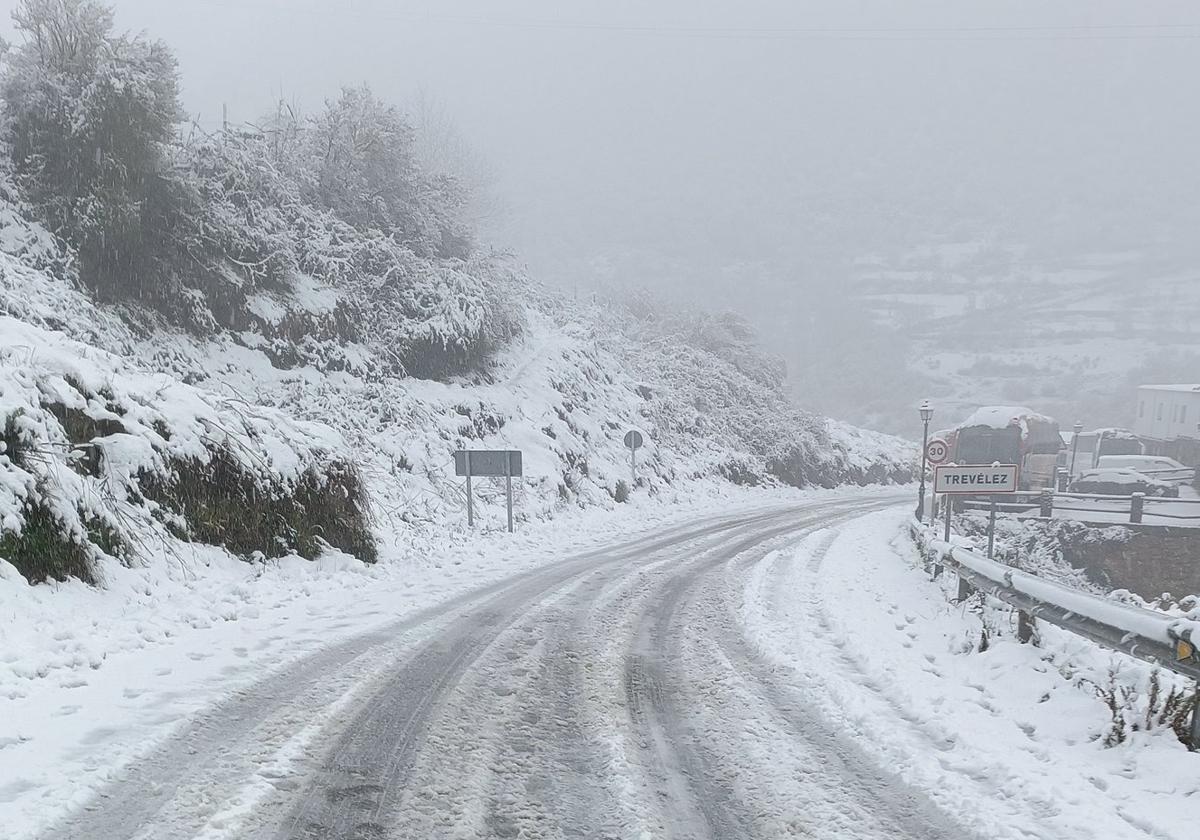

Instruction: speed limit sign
[925,438,950,465]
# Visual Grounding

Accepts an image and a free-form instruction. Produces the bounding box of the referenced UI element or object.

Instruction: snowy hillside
[0,0,912,594]
[0,189,912,590]
[790,243,1200,435]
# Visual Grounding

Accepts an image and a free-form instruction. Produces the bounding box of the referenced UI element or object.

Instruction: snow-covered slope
[0,190,913,591]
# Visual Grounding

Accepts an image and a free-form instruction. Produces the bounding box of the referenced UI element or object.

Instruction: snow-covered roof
[1137,384,1200,393]
[959,405,1054,431]
[1089,427,1140,438]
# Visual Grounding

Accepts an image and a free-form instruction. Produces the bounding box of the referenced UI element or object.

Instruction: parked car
[1094,455,1195,485]
[1070,468,1180,498]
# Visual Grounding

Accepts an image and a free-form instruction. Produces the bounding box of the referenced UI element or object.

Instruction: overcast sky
[2,0,1197,404]
[2,1,1193,274]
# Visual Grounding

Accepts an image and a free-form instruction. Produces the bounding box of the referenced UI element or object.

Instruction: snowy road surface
[34,496,978,840]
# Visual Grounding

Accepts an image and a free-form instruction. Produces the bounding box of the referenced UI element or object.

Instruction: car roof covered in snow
[1076,468,1164,485]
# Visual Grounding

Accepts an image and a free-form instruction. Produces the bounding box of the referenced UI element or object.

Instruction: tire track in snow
[34,509,792,840]
[738,514,1114,840]
[39,497,941,840]
[622,503,971,839]
[270,508,819,840]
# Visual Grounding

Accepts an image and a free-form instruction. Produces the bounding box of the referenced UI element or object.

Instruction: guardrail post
[1017,610,1035,644]
[1130,492,1145,524]
[1190,698,1200,751]
[956,574,973,602]
[987,500,997,559]
[1039,489,1054,518]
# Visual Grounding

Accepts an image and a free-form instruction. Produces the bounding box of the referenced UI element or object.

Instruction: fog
[5,0,1198,434]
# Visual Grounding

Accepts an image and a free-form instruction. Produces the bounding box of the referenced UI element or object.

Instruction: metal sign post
[455,450,522,532]
[987,498,998,559]
[465,451,473,528]
[624,430,644,487]
[505,456,513,534]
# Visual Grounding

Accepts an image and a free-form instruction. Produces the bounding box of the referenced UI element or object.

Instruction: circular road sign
[925,438,950,465]
[624,430,644,450]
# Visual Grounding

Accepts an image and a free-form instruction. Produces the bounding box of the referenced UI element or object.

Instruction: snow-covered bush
[1,0,181,301]
[1082,666,1197,747]
[0,317,374,583]
[290,85,471,260]
[355,250,525,380]
[169,132,300,302]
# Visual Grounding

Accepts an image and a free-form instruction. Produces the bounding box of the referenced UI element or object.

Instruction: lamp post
[1068,420,1084,484]
[917,400,934,522]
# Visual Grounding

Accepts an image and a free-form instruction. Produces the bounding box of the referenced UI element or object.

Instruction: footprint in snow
[80,726,119,745]
[0,734,32,750]
[0,778,38,802]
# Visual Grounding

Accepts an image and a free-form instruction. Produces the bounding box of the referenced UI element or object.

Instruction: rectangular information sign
[454,450,523,477]
[934,464,1018,494]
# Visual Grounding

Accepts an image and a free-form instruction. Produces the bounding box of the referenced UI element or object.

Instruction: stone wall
[1056,523,1200,600]
[953,513,1200,600]
[993,518,1200,604]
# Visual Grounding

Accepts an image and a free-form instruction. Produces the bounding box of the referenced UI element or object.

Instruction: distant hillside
[788,243,1200,435]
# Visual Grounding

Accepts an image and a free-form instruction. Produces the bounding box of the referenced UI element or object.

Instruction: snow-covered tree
[0,0,181,300]
[295,85,471,259]
[0,5,519,378]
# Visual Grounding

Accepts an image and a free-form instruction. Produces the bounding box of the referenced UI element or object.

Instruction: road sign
[454,450,522,477]
[934,464,1019,495]
[454,450,522,532]
[624,430,644,487]
[925,438,950,465]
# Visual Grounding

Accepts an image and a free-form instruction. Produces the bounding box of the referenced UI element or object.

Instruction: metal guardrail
[957,489,1200,526]
[910,521,1200,747]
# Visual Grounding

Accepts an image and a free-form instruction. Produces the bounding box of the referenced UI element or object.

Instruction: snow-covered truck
[944,406,1063,491]
[1062,428,1146,478]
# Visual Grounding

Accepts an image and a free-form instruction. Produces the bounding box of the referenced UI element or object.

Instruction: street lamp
[917,400,934,522]
[1068,420,1084,484]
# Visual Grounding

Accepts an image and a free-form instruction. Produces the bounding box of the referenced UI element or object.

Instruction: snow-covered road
[34,496,973,840]
[22,494,1197,840]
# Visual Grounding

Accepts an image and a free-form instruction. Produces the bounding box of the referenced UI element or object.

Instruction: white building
[1134,384,1200,441]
